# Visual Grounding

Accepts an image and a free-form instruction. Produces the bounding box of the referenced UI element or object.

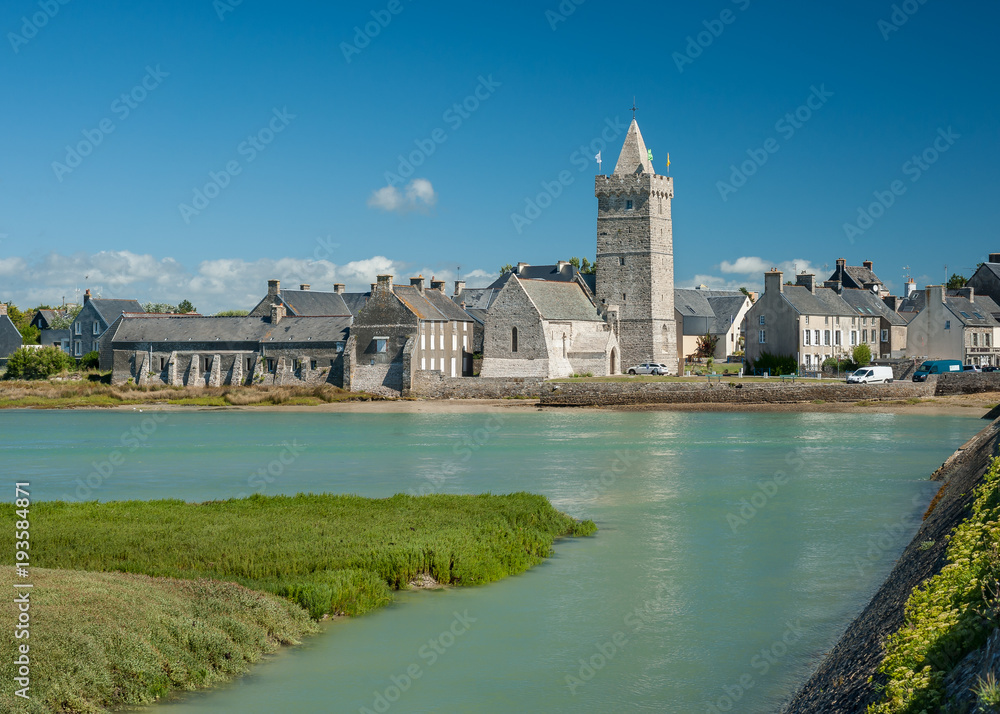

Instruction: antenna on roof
[457,265,461,281]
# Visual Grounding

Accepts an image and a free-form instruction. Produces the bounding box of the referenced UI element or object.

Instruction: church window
[622,293,626,301]
[511,327,518,353]
[619,256,625,266]
[626,200,633,210]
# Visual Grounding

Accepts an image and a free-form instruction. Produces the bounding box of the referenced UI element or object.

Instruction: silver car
[627,362,670,376]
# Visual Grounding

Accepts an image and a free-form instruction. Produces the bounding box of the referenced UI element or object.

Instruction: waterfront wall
[782,417,1000,713]
[936,371,1000,395]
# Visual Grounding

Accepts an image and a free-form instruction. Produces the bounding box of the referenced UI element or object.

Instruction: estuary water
[2,408,983,713]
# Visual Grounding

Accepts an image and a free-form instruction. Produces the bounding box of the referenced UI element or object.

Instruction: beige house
[744,270,907,371]
[674,289,751,364]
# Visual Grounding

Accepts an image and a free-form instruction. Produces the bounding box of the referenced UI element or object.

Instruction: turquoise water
[1,409,983,713]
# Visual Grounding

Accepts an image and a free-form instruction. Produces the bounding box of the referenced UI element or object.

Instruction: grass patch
[867,456,1000,713]
[0,382,377,409]
[0,567,317,714]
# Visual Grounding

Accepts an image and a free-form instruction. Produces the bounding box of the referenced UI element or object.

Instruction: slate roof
[519,279,601,321]
[840,288,907,326]
[781,286,854,316]
[675,289,748,335]
[90,299,144,324]
[31,309,57,328]
[423,289,474,322]
[897,290,1000,326]
[340,292,370,317]
[275,290,352,317]
[828,263,883,290]
[109,315,351,344]
[393,285,473,322]
[453,287,499,311]
[486,263,580,290]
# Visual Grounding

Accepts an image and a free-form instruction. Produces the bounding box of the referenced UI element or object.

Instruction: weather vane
[631,97,637,120]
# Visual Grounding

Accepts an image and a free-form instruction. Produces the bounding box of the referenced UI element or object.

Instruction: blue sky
[1,0,998,313]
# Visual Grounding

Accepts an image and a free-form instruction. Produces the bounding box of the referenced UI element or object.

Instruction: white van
[847,366,894,384]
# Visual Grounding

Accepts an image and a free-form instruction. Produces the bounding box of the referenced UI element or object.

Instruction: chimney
[376,274,393,294]
[430,278,445,292]
[764,269,784,295]
[84,288,92,304]
[299,284,310,291]
[371,283,377,293]
[956,286,975,303]
[926,285,946,305]
[883,295,902,311]
[515,262,529,275]
[556,260,570,273]
[990,253,1000,263]
[267,279,280,298]
[333,283,345,294]
[796,273,816,294]
[0,304,7,316]
[905,278,916,298]
[836,258,846,270]
[454,280,465,297]
[270,303,286,323]
[863,260,873,271]
[410,275,425,292]
[824,279,843,294]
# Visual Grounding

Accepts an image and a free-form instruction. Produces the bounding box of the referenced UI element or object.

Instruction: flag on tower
[647,149,653,163]
[595,150,602,171]
[666,152,671,174]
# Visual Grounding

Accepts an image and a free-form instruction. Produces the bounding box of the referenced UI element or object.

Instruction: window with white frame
[376,338,387,353]
[74,322,81,335]
[804,330,811,345]
[824,330,831,346]
[881,329,888,342]
[851,330,857,345]
[835,331,842,346]
[74,341,82,356]
[758,329,766,344]
[93,322,100,335]
[759,315,765,326]
[814,330,820,345]
[862,329,867,342]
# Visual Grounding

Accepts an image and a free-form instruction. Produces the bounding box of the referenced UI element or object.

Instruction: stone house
[249,279,353,319]
[105,307,351,386]
[904,285,1000,366]
[826,258,887,297]
[744,270,908,371]
[966,253,1000,307]
[71,290,143,358]
[0,305,23,364]
[345,274,475,396]
[479,273,620,379]
[674,289,751,364]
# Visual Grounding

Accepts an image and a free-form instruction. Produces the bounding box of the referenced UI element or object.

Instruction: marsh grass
[0,567,317,714]
[0,381,375,409]
[1,492,596,619]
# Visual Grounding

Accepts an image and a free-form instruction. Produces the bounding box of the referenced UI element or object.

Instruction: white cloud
[719,256,821,277]
[0,250,495,315]
[367,178,437,213]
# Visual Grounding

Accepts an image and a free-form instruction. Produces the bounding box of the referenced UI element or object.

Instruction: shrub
[747,351,797,376]
[3,346,76,380]
[853,343,872,367]
[80,350,100,369]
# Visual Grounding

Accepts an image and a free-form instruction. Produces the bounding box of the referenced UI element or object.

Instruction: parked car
[847,366,894,384]
[912,359,963,382]
[627,363,670,376]
[963,364,982,373]
[983,365,998,373]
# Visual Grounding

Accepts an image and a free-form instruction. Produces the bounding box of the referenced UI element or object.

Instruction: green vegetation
[4,303,40,344]
[3,346,76,380]
[215,309,250,316]
[947,273,968,290]
[0,382,377,408]
[747,351,798,376]
[868,456,1000,713]
[47,305,83,330]
[0,567,317,714]
[695,333,719,359]
[2,492,596,620]
[569,256,596,274]
[80,350,100,369]
[853,343,872,368]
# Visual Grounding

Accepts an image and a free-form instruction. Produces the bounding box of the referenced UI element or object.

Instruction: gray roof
[276,290,352,317]
[340,292,370,317]
[453,287,500,311]
[781,286,854,316]
[487,263,581,291]
[109,315,351,344]
[839,288,907,326]
[944,296,1000,327]
[675,289,748,335]
[90,299,144,324]
[828,263,883,289]
[393,285,473,322]
[423,289,475,322]
[519,279,601,321]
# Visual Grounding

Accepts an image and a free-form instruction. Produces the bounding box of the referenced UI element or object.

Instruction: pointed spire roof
[613,119,654,175]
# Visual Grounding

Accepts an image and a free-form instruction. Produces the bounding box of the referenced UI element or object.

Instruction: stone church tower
[595,119,677,373]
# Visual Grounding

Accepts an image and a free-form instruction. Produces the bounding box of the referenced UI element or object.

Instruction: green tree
[48,305,83,329]
[215,309,249,316]
[4,346,76,380]
[4,303,40,344]
[80,350,100,370]
[852,343,872,367]
[739,286,755,304]
[946,273,968,289]
[569,257,597,275]
[498,263,514,275]
[177,299,196,313]
[143,302,177,314]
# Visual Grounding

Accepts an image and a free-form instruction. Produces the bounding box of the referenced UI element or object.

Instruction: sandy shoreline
[80,392,998,418]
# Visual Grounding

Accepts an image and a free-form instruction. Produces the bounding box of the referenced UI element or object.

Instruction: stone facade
[595,119,677,374]
[71,291,143,358]
[906,285,1000,365]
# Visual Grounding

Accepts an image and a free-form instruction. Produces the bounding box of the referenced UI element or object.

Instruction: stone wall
[352,362,405,397]
[411,372,546,399]
[936,371,1000,395]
